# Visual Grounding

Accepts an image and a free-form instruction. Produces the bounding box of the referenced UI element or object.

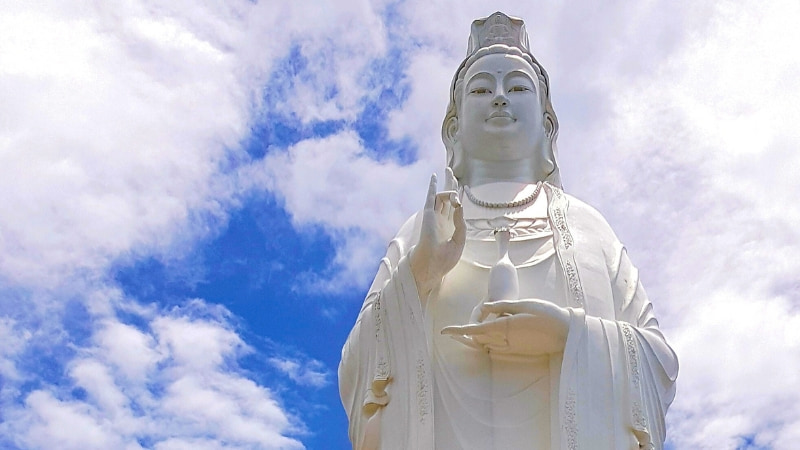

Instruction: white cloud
[94,320,161,382]
[153,310,245,371]
[0,2,356,447]
[267,1,389,123]
[269,357,330,389]
[386,50,458,165]
[0,317,26,382]
[2,299,305,449]
[0,0,403,296]
[247,130,432,290]
[19,390,132,450]
[0,1,252,288]
[0,0,393,290]
[668,292,800,449]
[569,1,800,447]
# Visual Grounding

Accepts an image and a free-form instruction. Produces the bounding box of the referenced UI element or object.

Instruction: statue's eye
[509,86,530,92]
[470,88,491,94]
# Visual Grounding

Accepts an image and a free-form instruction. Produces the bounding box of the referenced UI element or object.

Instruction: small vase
[487,228,519,302]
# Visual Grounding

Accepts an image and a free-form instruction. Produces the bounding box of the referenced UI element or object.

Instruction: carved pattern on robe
[552,209,573,249]
[416,356,429,423]
[376,359,389,381]
[621,323,640,387]
[563,260,585,307]
[547,184,585,306]
[373,293,390,382]
[549,188,574,249]
[622,322,650,448]
[564,388,578,450]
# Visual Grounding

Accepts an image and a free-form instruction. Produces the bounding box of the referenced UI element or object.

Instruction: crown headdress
[459,12,547,94]
[466,12,530,57]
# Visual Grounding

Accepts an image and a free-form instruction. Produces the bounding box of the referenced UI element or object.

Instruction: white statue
[339,12,678,450]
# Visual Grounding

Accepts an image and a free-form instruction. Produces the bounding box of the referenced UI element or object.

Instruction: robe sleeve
[610,241,679,448]
[338,214,434,450]
[559,240,678,450]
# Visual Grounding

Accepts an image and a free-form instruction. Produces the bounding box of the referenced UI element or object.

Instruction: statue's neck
[462,157,544,187]
[462,181,548,219]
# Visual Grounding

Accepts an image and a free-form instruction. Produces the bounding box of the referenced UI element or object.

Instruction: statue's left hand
[441,299,570,356]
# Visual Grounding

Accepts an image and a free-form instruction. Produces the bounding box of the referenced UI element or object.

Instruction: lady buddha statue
[339,12,678,450]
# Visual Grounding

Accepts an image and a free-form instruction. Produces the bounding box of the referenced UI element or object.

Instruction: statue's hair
[441,44,561,187]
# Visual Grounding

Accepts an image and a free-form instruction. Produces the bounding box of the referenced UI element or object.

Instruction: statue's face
[456,53,545,163]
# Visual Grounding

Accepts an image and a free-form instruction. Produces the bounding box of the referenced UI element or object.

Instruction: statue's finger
[483,299,549,316]
[441,322,496,336]
[451,203,466,247]
[469,303,484,323]
[435,191,459,203]
[448,191,460,207]
[447,334,483,350]
[440,325,463,335]
[475,303,490,322]
[424,173,437,210]
[480,300,527,316]
[435,191,455,215]
[434,195,444,214]
[445,167,458,191]
[477,301,519,321]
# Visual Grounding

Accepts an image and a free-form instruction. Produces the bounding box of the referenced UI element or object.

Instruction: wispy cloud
[590,2,800,447]
[1,298,304,449]
[269,357,330,389]
[0,1,318,447]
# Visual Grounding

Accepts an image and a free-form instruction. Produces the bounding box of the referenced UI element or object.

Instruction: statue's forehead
[465,55,536,81]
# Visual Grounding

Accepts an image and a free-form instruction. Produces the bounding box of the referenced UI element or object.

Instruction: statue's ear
[543,112,556,140]
[443,116,459,146]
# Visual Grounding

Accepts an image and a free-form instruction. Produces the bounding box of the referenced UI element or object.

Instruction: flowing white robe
[339,184,678,450]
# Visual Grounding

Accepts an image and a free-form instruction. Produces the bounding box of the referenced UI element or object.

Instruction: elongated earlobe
[444,116,459,146]
[544,113,556,140]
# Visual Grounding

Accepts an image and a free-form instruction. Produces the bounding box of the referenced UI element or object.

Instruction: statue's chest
[436,237,565,322]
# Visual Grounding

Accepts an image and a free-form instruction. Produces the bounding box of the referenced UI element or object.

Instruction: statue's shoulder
[562,191,618,242]
[395,211,421,244]
[380,212,422,264]
[363,212,421,299]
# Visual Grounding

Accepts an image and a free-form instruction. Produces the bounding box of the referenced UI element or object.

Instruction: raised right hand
[409,168,467,304]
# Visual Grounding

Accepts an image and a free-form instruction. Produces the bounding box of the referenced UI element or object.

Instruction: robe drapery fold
[339,185,677,449]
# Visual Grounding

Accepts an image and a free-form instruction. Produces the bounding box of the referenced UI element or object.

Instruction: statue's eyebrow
[504,69,536,86]
[465,71,496,85]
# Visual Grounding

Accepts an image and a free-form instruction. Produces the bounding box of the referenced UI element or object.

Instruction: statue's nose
[493,93,508,107]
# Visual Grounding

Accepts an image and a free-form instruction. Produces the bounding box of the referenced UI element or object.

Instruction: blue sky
[1,1,800,449]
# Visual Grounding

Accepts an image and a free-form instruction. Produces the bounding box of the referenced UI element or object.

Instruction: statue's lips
[486,111,515,123]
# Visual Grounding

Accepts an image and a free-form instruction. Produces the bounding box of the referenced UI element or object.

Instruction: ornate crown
[466,12,530,57]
